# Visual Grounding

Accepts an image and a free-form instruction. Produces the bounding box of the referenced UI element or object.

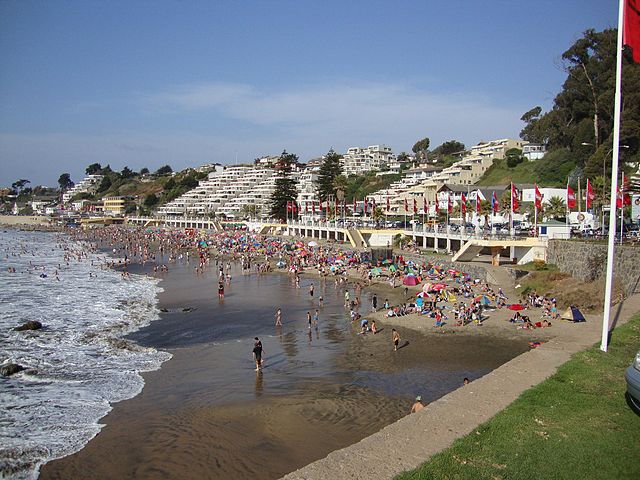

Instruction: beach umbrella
[432,283,447,291]
[561,306,586,322]
[422,282,432,293]
[371,267,383,276]
[382,259,392,265]
[403,275,419,286]
[447,268,458,275]
[308,241,318,247]
[508,304,525,311]
[389,264,397,273]
[276,260,286,268]
[479,295,491,306]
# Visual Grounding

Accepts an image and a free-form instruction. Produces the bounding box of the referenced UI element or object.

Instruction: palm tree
[545,196,566,220]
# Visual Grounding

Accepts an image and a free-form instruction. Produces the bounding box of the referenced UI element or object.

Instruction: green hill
[477,149,577,187]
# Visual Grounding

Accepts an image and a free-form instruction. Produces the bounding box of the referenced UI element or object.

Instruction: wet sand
[40,259,529,480]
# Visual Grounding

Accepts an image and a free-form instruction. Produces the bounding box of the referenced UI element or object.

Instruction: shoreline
[38,233,539,480]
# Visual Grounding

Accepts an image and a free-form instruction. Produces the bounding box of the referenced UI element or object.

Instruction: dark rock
[14,321,43,331]
[160,308,169,313]
[1,363,25,377]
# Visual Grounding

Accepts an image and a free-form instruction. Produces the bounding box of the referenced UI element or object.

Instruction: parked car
[625,351,640,412]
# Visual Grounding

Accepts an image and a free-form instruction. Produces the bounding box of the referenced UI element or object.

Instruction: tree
[179,174,198,190]
[269,150,299,222]
[11,179,30,195]
[412,137,430,160]
[519,28,639,174]
[143,194,159,208]
[85,163,102,175]
[140,167,150,175]
[505,148,525,168]
[397,152,410,163]
[97,175,112,193]
[545,196,567,220]
[164,177,176,190]
[155,165,173,175]
[58,173,74,191]
[120,166,135,179]
[431,140,466,161]
[241,204,258,220]
[315,148,343,201]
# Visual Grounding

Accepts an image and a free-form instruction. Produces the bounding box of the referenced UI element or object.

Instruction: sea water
[0,229,170,479]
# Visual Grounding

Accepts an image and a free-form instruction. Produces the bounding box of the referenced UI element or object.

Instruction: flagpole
[620,172,624,245]
[601,0,625,353]
[510,182,513,237]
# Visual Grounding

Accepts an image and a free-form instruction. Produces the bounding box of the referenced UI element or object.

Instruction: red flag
[624,0,640,63]
[413,198,417,215]
[618,173,632,207]
[534,184,543,210]
[447,193,453,214]
[312,201,316,214]
[404,198,408,213]
[305,203,309,214]
[567,185,576,210]
[364,199,368,214]
[423,196,428,215]
[511,184,519,212]
[586,179,595,209]
[461,193,467,214]
[386,196,390,212]
[492,191,499,213]
[286,201,291,212]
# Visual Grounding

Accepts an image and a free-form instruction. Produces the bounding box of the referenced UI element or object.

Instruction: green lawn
[396,313,640,480]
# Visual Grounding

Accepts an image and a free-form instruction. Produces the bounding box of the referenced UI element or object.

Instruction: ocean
[0,229,170,479]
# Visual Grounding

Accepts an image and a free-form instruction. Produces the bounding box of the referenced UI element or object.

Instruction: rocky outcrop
[14,321,43,331]
[1,363,25,377]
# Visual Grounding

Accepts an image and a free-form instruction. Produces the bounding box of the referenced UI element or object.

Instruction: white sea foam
[0,230,171,479]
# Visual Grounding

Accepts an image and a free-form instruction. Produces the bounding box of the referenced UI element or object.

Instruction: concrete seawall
[547,240,640,295]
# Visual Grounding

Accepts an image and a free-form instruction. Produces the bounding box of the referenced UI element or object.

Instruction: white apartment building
[62,174,103,203]
[341,145,396,176]
[157,164,303,219]
[523,144,546,161]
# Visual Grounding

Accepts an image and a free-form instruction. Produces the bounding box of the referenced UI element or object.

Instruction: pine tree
[269,150,299,222]
[315,148,343,201]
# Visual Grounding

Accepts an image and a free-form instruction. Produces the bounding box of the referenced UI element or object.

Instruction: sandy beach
[38,239,536,480]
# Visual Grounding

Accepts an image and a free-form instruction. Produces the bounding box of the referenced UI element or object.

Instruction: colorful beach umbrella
[403,275,419,286]
[508,304,525,311]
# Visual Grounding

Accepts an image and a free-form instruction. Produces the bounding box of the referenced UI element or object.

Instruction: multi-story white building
[341,145,396,176]
[62,174,103,203]
[523,144,546,160]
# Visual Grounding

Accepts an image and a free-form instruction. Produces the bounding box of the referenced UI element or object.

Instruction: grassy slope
[396,313,640,480]
[476,159,537,186]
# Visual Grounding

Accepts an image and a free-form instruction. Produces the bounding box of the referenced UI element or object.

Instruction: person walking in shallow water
[410,395,424,413]
[253,337,264,371]
[275,308,282,326]
[392,328,400,351]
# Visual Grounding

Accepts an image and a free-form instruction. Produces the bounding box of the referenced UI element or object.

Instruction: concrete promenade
[281,294,640,480]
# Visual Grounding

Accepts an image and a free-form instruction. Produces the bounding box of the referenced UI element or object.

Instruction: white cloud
[1,82,527,185]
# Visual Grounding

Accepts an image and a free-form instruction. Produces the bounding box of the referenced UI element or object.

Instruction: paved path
[281,293,640,480]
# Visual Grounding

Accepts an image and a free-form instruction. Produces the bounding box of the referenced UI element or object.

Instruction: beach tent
[308,241,318,247]
[561,306,586,322]
[371,267,383,277]
[403,275,419,286]
[477,295,491,306]
[276,260,286,268]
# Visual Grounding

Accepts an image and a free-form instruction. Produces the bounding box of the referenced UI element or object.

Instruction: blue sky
[0,0,617,187]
